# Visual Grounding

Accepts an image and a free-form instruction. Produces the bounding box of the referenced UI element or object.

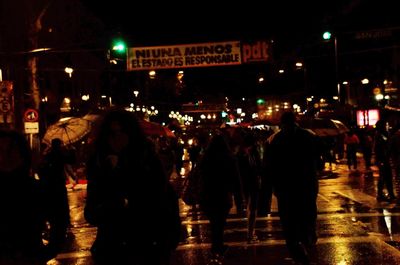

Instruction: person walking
[39,138,71,255]
[84,108,181,265]
[236,131,262,243]
[390,123,400,201]
[359,127,374,173]
[344,130,360,171]
[374,119,396,202]
[263,111,321,265]
[156,136,176,181]
[257,129,274,217]
[198,134,242,264]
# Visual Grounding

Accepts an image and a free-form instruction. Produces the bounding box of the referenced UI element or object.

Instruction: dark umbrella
[298,117,349,137]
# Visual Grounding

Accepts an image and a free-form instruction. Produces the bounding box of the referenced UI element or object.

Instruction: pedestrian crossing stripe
[51,235,400,261]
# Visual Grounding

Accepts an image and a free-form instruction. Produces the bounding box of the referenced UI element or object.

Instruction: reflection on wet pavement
[50,161,400,264]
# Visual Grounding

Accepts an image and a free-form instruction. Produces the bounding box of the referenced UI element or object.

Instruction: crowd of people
[181,111,320,265]
[341,120,400,202]
[0,108,182,265]
[175,112,400,264]
[3,108,400,265]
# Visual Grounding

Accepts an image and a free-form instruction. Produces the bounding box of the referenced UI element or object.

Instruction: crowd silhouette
[6,108,400,265]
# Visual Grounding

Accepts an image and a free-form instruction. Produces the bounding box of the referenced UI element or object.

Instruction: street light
[322,31,340,103]
[295,60,308,95]
[64,67,73,78]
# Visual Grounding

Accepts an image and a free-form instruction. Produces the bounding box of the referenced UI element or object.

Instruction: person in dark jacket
[236,131,262,242]
[198,134,242,263]
[263,111,321,265]
[39,138,71,254]
[0,130,49,265]
[374,119,396,202]
[84,108,180,265]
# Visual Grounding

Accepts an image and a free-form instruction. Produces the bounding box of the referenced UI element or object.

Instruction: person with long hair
[84,108,180,265]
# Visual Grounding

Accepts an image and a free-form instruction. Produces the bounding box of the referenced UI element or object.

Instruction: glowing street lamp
[64,67,73,78]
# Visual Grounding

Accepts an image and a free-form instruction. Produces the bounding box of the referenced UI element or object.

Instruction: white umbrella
[42,117,92,146]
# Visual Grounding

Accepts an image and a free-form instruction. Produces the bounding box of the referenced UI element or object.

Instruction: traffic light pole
[334,36,341,104]
[323,31,341,104]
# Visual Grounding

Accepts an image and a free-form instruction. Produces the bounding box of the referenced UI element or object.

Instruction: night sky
[2,0,399,104]
[80,1,398,44]
[77,0,397,102]
[81,1,333,45]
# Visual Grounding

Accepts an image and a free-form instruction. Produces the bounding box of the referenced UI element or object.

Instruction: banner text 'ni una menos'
[127,41,242,71]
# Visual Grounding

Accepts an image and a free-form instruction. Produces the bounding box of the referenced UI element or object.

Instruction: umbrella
[73,114,176,139]
[139,120,175,138]
[331,119,350,134]
[42,117,92,146]
[298,117,349,137]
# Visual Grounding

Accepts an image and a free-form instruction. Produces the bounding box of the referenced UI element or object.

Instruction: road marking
[333,189,382,208]
[182,211,400,226]
[50,234,400,261]
[317,193,331,202]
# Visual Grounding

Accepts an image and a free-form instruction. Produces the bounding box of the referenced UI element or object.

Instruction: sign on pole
[0,81,14,125]
[24,108,39,134]
[24,109,39,122]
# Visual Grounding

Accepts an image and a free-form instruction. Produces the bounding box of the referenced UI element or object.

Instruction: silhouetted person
[361,128,374,171]
[156,136,176,180]
[0,130,49,264]
[374,119,395,202]
[263,111,320,265]
[236,131,262,242]
[64,146,78,187]
[198,134,241,263]
[257,129,274,217]
[188,136,202,168]
[171,137,184,177]
[390,123,400,200]
[321,137,336,170]
[39,138,71,254]
[344,130,360,170]
[84,108,180,265]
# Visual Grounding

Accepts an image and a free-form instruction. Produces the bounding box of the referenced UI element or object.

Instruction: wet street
[48,158,400,265]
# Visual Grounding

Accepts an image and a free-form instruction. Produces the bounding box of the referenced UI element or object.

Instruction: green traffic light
[112,40,126,53]
[322,31,332,40]
[257,98,265,105]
